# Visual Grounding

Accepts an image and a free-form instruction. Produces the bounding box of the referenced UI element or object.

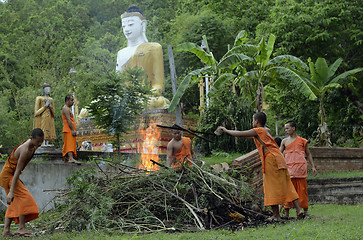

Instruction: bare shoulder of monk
[14,141,32,160]
[285,136,295,146]
[172,139,183,152]
[62,105,70,115]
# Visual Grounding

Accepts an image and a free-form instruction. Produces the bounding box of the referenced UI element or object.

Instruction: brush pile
[35,160,268,233]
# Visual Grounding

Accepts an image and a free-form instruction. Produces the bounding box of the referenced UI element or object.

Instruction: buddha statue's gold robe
[33,96,56,141]
[119,42,170,109]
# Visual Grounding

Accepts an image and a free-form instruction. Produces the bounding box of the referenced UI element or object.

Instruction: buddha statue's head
[121,6,148,45]
[42,83,51,96]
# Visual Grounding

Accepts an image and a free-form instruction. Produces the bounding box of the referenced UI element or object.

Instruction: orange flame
[138,120,161,171]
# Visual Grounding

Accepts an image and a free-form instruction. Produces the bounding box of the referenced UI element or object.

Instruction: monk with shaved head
[217,112,304,221]
[0,128,44,237]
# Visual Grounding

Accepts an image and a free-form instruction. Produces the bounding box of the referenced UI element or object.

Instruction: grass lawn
[200,152,245,167]
[3,203,361,239]
[307,170,363,179]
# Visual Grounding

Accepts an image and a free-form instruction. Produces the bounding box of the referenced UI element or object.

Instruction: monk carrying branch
[166,125,197,171]
[62,95,81,165]
[280,120,317,217]
[217,112,304,221]
[0,128,44,237]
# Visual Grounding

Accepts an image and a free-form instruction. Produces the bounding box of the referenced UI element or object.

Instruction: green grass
[307,170,363,179]
[200,152,244,167]
[3,204,361,239]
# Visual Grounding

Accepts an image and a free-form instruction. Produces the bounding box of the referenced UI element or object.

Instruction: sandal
[297,212,305,220]
[266,216,282,223]
[14,232,34,237]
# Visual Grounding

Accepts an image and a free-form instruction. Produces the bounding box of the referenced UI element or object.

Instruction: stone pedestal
[34,145,63,161]
[76,110,198,154]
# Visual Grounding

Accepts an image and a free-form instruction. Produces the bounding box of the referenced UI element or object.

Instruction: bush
[197,86,255,155]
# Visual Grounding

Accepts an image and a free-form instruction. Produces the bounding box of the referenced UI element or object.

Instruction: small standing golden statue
[33,83,56,146]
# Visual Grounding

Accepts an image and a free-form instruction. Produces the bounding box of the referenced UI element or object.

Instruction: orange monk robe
[0,145,39,224]
[62,114,77,157]
[253,127,299,206]
[284,136,309,209]
[171,137,193,170]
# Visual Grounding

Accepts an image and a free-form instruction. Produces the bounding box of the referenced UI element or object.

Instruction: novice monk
[217,112,304,221]
[62,95,81,165]
[166,125,196,170]
[0,128,44,237]
[280,120,318,217]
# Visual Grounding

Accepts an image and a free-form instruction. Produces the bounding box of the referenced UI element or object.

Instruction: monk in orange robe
[166,125,195,170]
[217,112,304,221]
[280,120,317,217]
[62,95,81,165]
[0,128,44,237]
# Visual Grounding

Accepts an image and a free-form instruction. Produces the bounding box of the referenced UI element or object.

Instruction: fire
[138,120,161,171]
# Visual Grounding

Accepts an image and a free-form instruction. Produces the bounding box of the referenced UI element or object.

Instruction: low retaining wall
[0,162,83,212]
[232,147,363,173]
[309,147,363,171]
[307,177,363,204]
[231,147,363,204]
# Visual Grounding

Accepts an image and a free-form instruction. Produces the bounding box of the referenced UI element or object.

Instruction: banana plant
[233,34,312,112]
[169,30,310,113]
[287,57,362,146]
[168,30,255,112]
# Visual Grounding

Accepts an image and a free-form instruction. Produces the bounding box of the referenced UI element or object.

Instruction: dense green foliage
[256,0,363,145]
[196,87,255,154]
[0,0,361,148]
[87,68,151,152]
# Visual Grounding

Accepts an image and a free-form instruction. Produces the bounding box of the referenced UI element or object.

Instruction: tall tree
[169,31,310,113]
[256,0,363,111]
[287,57,362,146]
[87,68,151,154]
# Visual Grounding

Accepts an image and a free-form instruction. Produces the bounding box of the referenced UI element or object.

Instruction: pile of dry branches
[35,160,268,233]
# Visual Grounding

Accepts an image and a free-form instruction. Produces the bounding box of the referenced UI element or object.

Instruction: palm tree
[168,31,310,113]
[168,31,255,112]
[288,57,362,146]
[231,34,312,112]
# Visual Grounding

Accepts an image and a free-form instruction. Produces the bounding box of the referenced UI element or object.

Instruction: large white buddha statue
[116,6,169,110]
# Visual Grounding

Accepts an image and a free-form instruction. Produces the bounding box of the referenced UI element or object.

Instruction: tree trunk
[116,133,120,157]
[317,97,332,147]
[255,82,264,112]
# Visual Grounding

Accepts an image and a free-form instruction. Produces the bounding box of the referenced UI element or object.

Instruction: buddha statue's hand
[150,87,162,95]
[148,96,170,109]
[45,99,52,107]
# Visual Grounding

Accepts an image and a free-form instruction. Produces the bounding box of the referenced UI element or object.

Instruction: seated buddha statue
[116,6,170,110]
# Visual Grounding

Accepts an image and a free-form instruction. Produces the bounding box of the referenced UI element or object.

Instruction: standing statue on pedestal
[33,83,56,146]
[116,6,170,109]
